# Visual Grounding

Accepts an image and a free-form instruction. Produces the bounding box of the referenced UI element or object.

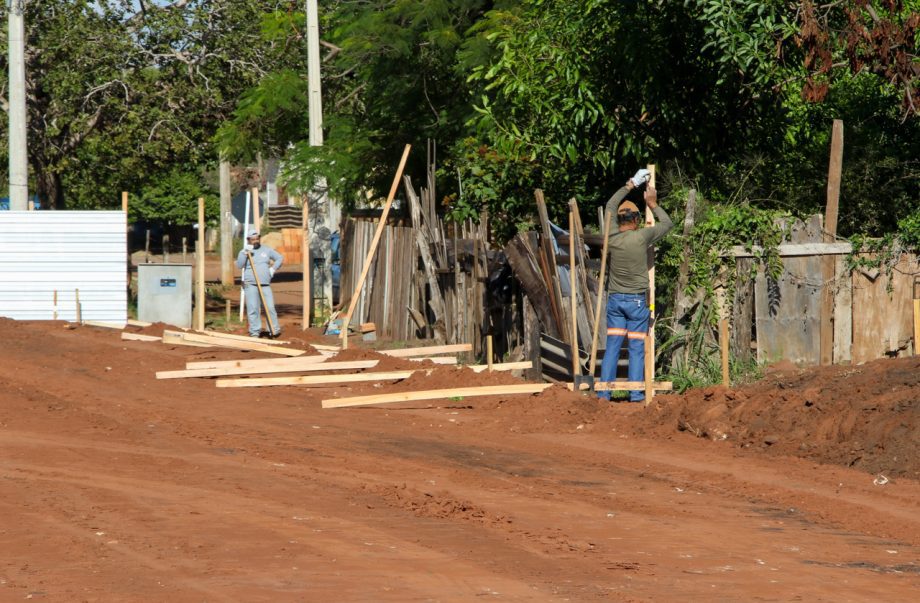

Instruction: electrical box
[138,263,193,328]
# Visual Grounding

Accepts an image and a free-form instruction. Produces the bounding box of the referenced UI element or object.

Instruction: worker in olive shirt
[598,169,673,402]
[236,230,284,338]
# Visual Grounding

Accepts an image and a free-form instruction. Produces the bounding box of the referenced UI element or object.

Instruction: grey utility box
[138,263,193,328]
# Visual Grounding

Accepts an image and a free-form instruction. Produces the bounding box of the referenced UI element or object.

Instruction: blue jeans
[243,283,280,337]
[598,293,649,402]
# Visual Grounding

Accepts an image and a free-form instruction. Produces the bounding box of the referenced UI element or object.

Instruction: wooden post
[145,229,150,263]
[645,164,657,402]
[53,290,58,321]
[302,196,310,330]
[487,335,493,372]
[75,289,82,324]
[914,278,920,356]
[820,119,843,365]
[589,209,613,377]
[122,191,130,287]
[340,144,411,348]
[219,159,233,286]
[121,191,128,213]
[196,197,206,331]
[163,234,169,263]
[226,299,231,325]
[569,210,579,378]
[182,237,187,263]
[720,318,730,387]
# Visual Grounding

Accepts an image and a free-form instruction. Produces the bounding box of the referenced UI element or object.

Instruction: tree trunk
[34,162,64,209]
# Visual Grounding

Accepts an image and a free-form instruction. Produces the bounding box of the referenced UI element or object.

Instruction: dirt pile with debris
[622,356,920,479]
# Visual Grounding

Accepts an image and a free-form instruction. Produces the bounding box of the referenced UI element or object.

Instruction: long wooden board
[381,343,471,358]
[466,361,532,373]
[121,332,162,342]
[728,242,852,257]
[569,381,673,392]
[323,383,553,409]
[195,329,291,345]
[409,357,458,365]
[157,359,378,380]
[161,332,215,348]
[163,330,304,356]
[216,370,415,388]
[186,355,329,370]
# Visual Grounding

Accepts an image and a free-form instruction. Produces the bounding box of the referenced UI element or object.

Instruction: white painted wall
[0,211,127,324]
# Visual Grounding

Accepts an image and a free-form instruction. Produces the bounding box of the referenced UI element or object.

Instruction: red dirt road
[1,316,918,601]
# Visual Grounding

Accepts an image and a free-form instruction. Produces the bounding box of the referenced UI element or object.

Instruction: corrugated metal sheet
[0,211,127,324]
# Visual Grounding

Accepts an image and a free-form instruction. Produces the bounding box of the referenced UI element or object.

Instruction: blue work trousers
[243,282,280,337]
[598,293,649,402]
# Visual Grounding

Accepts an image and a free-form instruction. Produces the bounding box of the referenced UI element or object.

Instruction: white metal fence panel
[0,211,127,324]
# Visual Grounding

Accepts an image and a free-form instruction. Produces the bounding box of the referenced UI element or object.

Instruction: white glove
[269,267,275,278]
[630,169,651,187]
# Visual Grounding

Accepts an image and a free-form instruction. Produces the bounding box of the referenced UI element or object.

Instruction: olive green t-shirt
[603,186,674,294]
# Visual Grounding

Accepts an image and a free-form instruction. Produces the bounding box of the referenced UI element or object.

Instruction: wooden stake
[380,343,471,358]
[569,210,579,378]
[341,144,412,347]
[645,164,657,403]
[75,289,82,324]
[225,299,231,325]
[486,335,493,372]
[252,187,260,233]
[322,383,553,409]
[121,191,128,212]
[914,279,920,356]
[821,119,844,365]
[196,197,206,331]
[182,237,187,263]
[302,196,310,330]
[720,318,730,387]
[53,290,58,320]
[589,209,613,377]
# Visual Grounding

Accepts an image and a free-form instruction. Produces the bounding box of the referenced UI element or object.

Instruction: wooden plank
[359,322,376,333]
[163,330,305,356]
[83,320,125,329]
[851,254,918,363]
[341,144,412,346]
[589,209,612,377]
[467,361,532,373]
[127,319,152,327]
[322,383,553,409]
[186,355,329,370]
[720,319,730,386]
[405,176,447,342]
[535,189,570,343]
[216,370,415,388]
[121,332,161,342]
[157,359,379,380]
[161,332,217,348]
[381,343,472,358]
[646,165,657,403]
[821,119,844,365]
[504,234,559,338]
[310,343,341,352]
[570,381,673,391]
[569,210,579,378]
[728,242,852,257]
[195,330,291,345]
[196,197,206,331]
[915,298,920,356]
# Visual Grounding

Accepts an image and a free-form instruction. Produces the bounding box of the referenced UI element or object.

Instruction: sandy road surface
[0,315,917,601]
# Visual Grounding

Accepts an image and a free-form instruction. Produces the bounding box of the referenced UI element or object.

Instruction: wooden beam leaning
[162,330,305,356]
[217,370,415,388]
[322,383,553,409]
[340,144,412,347]
[157,359,379,380]
[821,119,844,366]
[381,343,471,358]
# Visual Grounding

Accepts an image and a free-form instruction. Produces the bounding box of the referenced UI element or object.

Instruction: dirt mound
[622,356,920,478]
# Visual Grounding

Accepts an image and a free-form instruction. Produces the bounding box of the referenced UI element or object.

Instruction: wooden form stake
[486,335,493,372]
[196,197,206,331]
[645,164,657,402]
[303,196,310,330]
[589,209,613,377]
[252,187,260,234]
[75,289,82,324]
[569,210,579,378]
[820,119,843,365]
[914,279,920,356]
[225,299,231,325]
[53,290,58,320]
[720,318,730,387]
[340,144,412,347]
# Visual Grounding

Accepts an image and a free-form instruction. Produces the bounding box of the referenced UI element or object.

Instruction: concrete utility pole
[8,0,29,210]
[306,0,336,315]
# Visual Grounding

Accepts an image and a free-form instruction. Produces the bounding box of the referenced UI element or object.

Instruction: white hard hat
[247,230,260,238]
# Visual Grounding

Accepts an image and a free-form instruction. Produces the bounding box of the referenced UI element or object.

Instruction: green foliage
[132,170,219,226]
[897,207,920,252]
